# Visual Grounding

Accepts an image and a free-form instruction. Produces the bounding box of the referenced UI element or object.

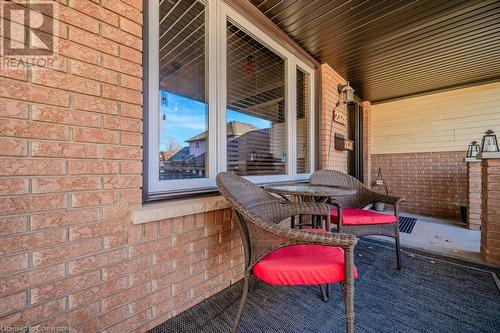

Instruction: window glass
[158,0,207,180]
[296,67,310,174]
[226,21,286,176]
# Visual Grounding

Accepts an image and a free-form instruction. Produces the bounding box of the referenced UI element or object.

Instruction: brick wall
[320,64,348,172]
[320,65,372,183]
[480,158,500,265]
[0,1,243,331]
[466,161,481,230]
[371,151,468,219]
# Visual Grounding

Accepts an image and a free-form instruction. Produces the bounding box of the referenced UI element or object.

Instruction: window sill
[131,195,230,224]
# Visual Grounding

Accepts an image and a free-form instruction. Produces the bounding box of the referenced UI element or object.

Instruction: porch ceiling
[250,0,500,102]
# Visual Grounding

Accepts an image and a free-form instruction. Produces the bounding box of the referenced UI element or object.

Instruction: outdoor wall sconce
[466,140,481,158]
[481,129,499,152]
[337,81,355,105]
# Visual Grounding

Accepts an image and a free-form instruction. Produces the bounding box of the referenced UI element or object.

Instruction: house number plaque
[334,109,347,125]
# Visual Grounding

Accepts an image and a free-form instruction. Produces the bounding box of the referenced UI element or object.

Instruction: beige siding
[372,81,500,154]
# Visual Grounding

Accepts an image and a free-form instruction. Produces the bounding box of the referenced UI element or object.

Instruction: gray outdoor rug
[150,240,500,333]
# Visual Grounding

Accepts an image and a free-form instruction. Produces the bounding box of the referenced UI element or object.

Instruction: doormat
[399,216,417,233]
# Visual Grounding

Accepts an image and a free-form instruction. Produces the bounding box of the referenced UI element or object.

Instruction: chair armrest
[240,200,356,247]
[263,223,358,248]
[369,191,405,206]
[286,201,331,216]
[249,201,330,224]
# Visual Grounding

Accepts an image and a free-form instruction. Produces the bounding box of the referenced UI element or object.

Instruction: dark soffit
[250,0,500,102]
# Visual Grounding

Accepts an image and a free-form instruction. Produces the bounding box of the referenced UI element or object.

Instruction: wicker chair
[216,172,358,333]
[310,170,405,269]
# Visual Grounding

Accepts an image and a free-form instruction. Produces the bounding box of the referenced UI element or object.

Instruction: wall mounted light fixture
[337,81,355,105]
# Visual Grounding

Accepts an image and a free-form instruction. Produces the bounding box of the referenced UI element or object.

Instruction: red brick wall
[371,151,468,219]
[480,158,500,265]
[320,65,372,184]
[320,64,348,172]
[466,161,481,230]
[0,1,243,331]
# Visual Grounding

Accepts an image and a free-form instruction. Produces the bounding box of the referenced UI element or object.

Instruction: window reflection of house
[184,121,261,164]
[227,126,286,176]
[159,146,197,180]
[159,120,286,179]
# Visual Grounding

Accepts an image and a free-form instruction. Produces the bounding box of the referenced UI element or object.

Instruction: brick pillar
[465,158,481,230]
[479,154,500,265]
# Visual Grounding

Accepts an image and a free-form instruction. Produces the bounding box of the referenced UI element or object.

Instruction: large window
[147,0,315,198]
[226,22,286,176]
[158,0,207,180]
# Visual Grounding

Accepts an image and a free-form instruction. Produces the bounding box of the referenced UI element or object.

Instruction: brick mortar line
[84,272,232,332]
[0,78,143,107]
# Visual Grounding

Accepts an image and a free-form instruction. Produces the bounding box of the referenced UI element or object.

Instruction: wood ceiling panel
[249,0,500,102]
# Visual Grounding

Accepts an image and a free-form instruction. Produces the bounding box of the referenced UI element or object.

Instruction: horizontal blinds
[296,68,310,174]
[159,0,206,103]
[226,21,286,176]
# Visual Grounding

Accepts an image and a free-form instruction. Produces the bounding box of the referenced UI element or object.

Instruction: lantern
[481,129,499,152]
[466,141,480,158]
[337,82,355,104]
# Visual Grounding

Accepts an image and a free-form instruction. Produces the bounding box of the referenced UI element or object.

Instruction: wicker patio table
[264,183,356,229]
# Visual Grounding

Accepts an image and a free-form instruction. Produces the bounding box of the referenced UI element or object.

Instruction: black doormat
[399,216,417,233]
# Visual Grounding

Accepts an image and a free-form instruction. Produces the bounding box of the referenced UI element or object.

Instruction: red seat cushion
[331,208,397,225]
[253,243,357,286]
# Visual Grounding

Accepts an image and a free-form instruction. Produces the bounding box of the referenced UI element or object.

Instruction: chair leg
[343,248,355,333]
[319,284,330,302]
[395,234,401,270]
[344,286,354,333]
[249,275,258,292]
[232,276,250,333]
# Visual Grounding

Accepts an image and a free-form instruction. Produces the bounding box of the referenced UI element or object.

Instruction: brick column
[465,158,481,230]
[478,153,500,265]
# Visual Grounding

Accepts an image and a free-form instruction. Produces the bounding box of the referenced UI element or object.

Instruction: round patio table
[263,183,356,229]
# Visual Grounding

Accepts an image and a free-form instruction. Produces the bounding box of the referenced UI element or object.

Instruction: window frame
[147,0,217,195]
[295,63,315,176]
[145,0,315,199]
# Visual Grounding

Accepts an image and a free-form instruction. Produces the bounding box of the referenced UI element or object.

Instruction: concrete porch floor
[368,212,484,264]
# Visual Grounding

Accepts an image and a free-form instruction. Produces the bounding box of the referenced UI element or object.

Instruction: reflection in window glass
[226,21,286,176]
[158,0,207,180]
[296,68,310,174]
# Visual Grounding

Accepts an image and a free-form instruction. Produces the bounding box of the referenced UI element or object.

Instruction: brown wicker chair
[216,172,358,333]
[310,170,405,269]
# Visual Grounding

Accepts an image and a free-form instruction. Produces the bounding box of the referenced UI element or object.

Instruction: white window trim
[296,60,316,177]
[147,0,315,196]
[148,0,217,194]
